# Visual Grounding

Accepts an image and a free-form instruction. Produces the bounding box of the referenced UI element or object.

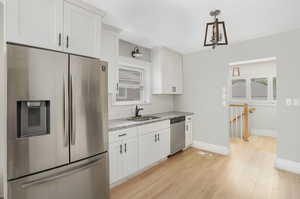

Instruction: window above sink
[112,58,151,106]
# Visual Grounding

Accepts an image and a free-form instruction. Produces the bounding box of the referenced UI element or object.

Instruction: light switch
[286,98,292,106]
[293,99,299,106]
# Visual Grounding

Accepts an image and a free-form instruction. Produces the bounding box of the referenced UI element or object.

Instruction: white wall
[174,49,229,148]
[250,105,277,137]
[174,28,300,163]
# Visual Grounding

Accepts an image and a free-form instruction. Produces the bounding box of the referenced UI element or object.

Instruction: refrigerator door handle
[63,76,68,147]
[21,158,102,189]
[70,75,76,145]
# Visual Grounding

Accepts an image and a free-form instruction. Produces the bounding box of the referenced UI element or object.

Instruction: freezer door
[8,153,109,199]
[69,56,108,162]
[7,44,69,180]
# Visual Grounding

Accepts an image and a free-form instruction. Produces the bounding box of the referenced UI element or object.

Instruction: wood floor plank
[110,136,300,199]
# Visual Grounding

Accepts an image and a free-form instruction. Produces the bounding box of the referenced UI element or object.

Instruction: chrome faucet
[135,105,144,117]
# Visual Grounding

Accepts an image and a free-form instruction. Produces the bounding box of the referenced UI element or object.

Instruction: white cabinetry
[101,25,120,94]
[138,120,170,169]
[152,47,183,94]
[109,128,138,184]
[63,1,101,57]
[109,141,123,183]
[7,0,63,50]
[6,0,103,58]
[109,120,171,185]
[185,116,193,148]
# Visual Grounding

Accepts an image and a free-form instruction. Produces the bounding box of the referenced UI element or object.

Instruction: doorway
[227,57,278,151]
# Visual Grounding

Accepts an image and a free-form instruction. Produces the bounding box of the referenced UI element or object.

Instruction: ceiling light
[131,47,143,58]
[204,9,228,49]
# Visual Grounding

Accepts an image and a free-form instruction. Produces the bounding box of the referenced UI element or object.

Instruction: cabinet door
[7,0,63,50]
[101,29,118,94]
[174,54,183,94]
[139,132,156,169]
[123,137,138,178]
[158,128,171,159]
[109,141,123,184]
[185,122,193,147]
[64,1,101,58]
[161,49,174,93]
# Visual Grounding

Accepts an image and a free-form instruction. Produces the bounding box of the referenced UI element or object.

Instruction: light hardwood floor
[111,136,300,199]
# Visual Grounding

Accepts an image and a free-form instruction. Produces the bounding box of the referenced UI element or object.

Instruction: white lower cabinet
[139,132,157,169]
[109,141,123,183]
[139,128,171,169]
[109,128,139,184]
[159,128,171,158]
[109,120,171,185]
[185,116,193,148]
[122,137,139,178]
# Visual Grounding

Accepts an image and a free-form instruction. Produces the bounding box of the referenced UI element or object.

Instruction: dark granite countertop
[109,111,194,131]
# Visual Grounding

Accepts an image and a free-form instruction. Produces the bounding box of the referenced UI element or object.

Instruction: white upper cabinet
[101,25,120,94]
[7,0,63,50]
[6,0,104,58]
[152,47,183,94]
[63,1,102,58]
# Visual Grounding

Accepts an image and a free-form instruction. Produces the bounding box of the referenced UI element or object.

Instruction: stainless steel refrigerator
[6,43,109,199]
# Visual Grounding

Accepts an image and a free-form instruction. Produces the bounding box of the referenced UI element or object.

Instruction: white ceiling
[83,0,300,54]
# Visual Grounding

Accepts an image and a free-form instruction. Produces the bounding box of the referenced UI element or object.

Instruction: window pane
[273,77,277,100]
[119,68,142,85]
[116,67,144,103]
[116,87,141,102]
[232,79,246,99]
[251,78,268,100]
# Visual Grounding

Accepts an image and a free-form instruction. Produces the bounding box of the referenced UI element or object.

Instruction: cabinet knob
[172,86,176,92]
[66,35,69,48]
[58,33,62,47]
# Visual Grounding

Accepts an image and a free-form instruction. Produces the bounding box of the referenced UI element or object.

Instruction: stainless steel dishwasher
[170,116,186,155]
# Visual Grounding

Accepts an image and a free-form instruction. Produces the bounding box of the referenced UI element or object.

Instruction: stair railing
[229,104,255,141]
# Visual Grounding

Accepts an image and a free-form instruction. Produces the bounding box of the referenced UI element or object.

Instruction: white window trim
[112,62,151,106]
[229,75,277,106]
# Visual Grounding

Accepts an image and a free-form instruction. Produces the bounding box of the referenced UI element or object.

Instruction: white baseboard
[192,140,229,156]
[251,128,277,137]
[276,158,300,174]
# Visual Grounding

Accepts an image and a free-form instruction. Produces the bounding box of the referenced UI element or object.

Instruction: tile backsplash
[108,94,174,120]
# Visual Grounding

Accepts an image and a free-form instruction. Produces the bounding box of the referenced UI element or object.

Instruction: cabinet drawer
[109,127,138,144]
[138,120,170,136]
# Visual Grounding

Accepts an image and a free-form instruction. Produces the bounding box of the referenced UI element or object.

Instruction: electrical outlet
[293,99,299,106]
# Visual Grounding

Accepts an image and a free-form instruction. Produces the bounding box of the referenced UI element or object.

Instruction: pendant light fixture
[204,9,228,49]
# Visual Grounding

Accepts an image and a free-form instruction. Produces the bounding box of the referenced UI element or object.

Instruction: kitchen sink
[127,115,160,122]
